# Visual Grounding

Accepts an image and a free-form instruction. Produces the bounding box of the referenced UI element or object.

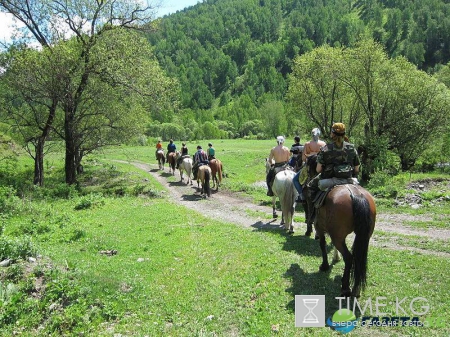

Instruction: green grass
[4,195,450,336]
[1,140,449,336]
[373,231,450,254]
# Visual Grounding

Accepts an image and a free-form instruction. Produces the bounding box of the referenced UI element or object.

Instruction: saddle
[269,163,293,187]
[312,178,359,209]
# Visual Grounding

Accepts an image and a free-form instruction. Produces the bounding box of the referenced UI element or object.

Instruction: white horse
[176,151,193,185]
[266,158,297,233]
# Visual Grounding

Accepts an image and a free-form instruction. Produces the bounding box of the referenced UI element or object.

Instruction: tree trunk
[75,149,84,174]
[64,109,77,185]
[32,102,57,186]
[33,139,45,186]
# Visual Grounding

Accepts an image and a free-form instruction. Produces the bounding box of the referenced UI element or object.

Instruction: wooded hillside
[148,0,450,113]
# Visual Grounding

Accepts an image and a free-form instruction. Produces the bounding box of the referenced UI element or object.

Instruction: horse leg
[289,204,295,234]
[332,246,341,263]
[318,234,330,271]
[334,240,352,297]
[272,196,278,218]
[304,201,312,237]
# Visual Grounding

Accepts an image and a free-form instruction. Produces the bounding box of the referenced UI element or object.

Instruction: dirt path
[126,161,450,256]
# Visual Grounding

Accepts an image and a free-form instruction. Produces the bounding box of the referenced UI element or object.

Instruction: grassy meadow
[0,139,449,336]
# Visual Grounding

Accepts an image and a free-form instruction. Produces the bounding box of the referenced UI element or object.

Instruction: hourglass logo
[295,295,325,327]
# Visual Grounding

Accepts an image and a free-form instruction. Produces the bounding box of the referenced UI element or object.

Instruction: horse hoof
[305,230,312,237]
[273,214,278,219]
[288,229,294,235]
[319,263,330,272]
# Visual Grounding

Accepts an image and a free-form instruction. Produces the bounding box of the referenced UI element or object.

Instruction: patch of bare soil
[128,161,450,256]
[129,161,278,230]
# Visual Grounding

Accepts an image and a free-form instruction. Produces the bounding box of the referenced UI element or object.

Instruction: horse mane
[306,154,318,177]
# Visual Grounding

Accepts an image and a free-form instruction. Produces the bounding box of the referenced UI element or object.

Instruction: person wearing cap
[316,122,360,180]
[293,128,326,202]
[288,135,304,171]
[176,142,189,169]
[193,145,209,180]
[266,136,290,196]
[155,140,163,160]
[207,143,215,160]
[308,123,360,201]
[302,128,326,163]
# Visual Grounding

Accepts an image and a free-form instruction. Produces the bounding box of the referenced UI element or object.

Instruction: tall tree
[0,0,174,185]
[289,39,450,177]
[1,46,65,186]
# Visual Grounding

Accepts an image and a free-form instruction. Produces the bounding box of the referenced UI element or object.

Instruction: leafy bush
[367,170,407,198]
[15,218,51,236]
[0,281,19,306]
[4,264,24,283]
[74,194,105,210]
[0,186,21,215]
[0,236,36,261]
[132,184,163,198]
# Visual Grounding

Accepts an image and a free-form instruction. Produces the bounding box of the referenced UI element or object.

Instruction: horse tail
[351,194,373,293]
[218,162,223,184]
[204,169,211,197]
[281,174,296,227]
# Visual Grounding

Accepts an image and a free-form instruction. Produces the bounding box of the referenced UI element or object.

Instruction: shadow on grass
[168,180,186,187]
[284,263,344,318]
[180,193,208,201]
[258,199,307,213]
[149,169,160,173]
[252,220,343,316]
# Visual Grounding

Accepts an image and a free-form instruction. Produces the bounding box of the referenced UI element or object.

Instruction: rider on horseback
[288,136,303,171]
[293,128,326,203]
[266,136,290,196]
[176,142,189,169]
[207,143,215,160]
[155,140,163,160]
[166,139,177,162]
[193,145,209,180]
[309,123,360,200]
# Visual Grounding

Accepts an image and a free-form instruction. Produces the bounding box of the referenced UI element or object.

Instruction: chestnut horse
[305,155,376,297]
[167,152,176,175]
[197,165,211,197]
[156,150,165,170]
[209,159,223,190]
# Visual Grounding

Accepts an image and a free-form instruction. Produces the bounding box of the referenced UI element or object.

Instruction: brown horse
[197,165,211,197]
[209,159,223,190]
[167,152,176,175]
[156,150,165,170]
[305,155,376,297]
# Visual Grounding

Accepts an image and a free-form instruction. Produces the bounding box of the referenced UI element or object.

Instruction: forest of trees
[1,0,450,185]
[144,0,450,175]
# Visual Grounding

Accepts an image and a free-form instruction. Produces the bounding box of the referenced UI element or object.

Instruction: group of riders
[266,122,360,204]
[155,139,216,179]
[154,121,360,202]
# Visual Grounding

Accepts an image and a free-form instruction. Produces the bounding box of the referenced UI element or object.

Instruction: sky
[0,0,201,44]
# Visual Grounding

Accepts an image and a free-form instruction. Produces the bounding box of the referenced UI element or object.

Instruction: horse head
[305,154,318,178]
[265,158,274,174]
